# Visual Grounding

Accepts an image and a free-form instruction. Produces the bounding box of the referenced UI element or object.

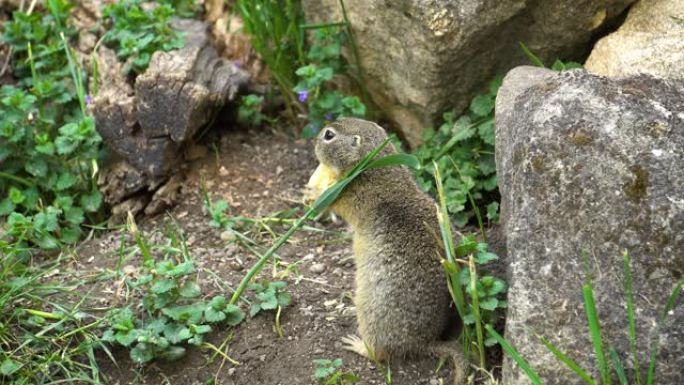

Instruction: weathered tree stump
[92,18,249,219]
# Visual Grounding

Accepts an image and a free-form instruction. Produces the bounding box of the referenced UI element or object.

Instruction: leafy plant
[248,280,292,317]
[236,0,306,113]
[103,220,244,364]
[237,94,267,127]
[2,0,75,87]
[160,0,201,18]
[434,164,506,371]
[414,77,501,227]
[313,358,360,385]
[519,42,583,71]
[294,27,366,138]
[103,252,245,364]
[102,0,185,75]
[0,1,102,251]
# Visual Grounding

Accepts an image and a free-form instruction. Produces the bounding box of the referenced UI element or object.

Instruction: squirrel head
[304,118,392,204]
[314,118,389,174]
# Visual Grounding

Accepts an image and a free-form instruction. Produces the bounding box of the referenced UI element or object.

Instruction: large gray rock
[495,66,683,384]
[303,0,634,145]
[585,0,684,81]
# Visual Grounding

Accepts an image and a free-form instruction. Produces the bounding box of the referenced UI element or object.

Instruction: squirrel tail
[427,340,466,385]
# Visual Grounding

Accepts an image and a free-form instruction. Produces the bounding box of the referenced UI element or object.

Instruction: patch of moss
[568,130,593,146]
[624,165,649,203]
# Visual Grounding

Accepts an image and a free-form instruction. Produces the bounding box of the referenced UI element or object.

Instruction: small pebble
[309,263,326,274]
[332,267,343,276]
[228,261,243,271]
[220,231,236,242]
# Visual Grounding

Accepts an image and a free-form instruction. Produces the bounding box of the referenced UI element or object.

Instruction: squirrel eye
[323,129,335,141]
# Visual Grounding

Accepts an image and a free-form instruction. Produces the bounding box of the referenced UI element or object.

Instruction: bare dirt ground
[60,126,481,385]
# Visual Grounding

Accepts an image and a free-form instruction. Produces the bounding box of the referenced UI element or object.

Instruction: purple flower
[297,90,308,103]
[85,94,93,106]
[324,113,333,121]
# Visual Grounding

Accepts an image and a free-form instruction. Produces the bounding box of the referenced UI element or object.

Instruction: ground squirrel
[305,118,465,384]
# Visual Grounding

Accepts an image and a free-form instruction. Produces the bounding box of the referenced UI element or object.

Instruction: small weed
[1,0,102,250]
[237,94,268,127]
[313,358,360,384]
[519,42,583,71]
[434,164,507,372]
[102,223,245,364]
[161,0,201,18]
[102,0,185,75]
[294,27,366,138]
[248,280,292,317]
[236,0,306,112]
[414,77,500,227]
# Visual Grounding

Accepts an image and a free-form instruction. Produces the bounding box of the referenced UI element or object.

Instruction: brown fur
[309,118,465,384]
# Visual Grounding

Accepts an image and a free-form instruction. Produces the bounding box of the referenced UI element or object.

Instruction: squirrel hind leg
[427,340,467,385]
[341,334,389,362]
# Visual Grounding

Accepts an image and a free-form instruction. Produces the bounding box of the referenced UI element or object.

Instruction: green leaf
[161,346,186,361]
[25,158,48,177]
[209,295,227,310]
[130,343,154,364]
[163,324,192,344]
[179,281,201,298]
[277,292,292,307]
[479,297,499,311]
[9,187,25,204]
[115,329,139,347]
[258,293,278,310]
[0,198,15,215]
[64,206,84,224]
[204,307,226,323]
[486,202,499,222]
[193,324,212,334]
[56,171,78,190]
[1,358,21,376]
[224,304,245,326]
[169,261,195,277]
[470,94,494,117]
[79,190,102,212]
[162,303,204,323]
[477,119,495,145]
[249,303,261,317]
[151,279,176,294]
[60,226,81,244]
[476,251,498,264]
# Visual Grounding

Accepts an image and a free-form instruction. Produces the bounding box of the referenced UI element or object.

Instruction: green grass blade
[367,153,420,170]
[485,324,542,385]
[610,347,628,385]
[433,163,466,320]
[537,334,596,385]
[583,282,611,385]
[622,251,641,385]
[468,255,486,368]
[519,42,545,68]
[646,279,683,385]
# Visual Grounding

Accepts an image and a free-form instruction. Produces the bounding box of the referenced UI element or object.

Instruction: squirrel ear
[352,135,361,147]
